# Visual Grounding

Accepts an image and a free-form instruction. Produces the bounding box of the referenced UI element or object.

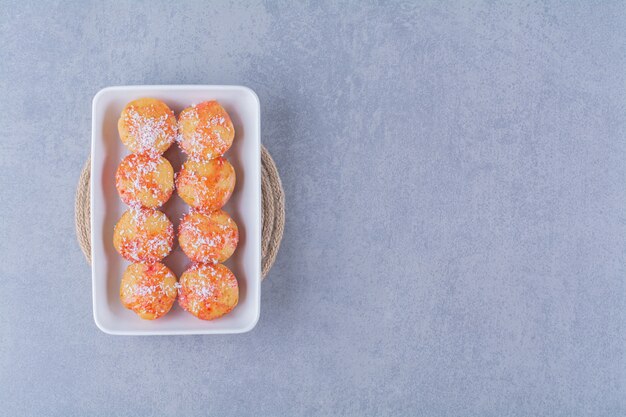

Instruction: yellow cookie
[115,154,174,208]
[178,263,239,320]
[176,158,236,211]
[118,98,177,155]
[113,209,174,263]
[120,262,177,320]
[177,100,235,160]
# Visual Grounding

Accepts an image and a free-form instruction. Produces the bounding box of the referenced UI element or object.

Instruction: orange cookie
[178,263,239,320]
[175,158,236,211]
[178,210,238,263]
[177,101,235,160]
[115,154,174,208]
[120,262,178,320]
[118,98,177,155]
[113,209,174,263]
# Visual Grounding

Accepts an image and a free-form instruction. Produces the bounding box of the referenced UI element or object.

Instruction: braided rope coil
[75,146,284,280]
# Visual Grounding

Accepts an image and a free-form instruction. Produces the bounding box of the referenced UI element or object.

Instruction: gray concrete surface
[1,1,626,416]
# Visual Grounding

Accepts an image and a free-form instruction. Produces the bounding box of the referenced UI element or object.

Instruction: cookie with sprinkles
[176,157,236,212]
[113,209,174,263]
[120,262,178,320]
[177,100,235,160]
[178,210,239,263]
[118,98,177,155]
[115,154,174,208]
[178,263,239,320]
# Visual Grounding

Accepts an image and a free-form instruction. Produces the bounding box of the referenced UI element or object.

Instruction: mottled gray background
[1,1,625,416]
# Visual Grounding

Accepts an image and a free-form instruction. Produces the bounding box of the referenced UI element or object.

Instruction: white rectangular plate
[91,85,261,335]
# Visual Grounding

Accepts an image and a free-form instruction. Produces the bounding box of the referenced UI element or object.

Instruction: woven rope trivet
[75,146,285,280]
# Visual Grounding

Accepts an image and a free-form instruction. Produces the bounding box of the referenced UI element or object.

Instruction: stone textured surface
[1,1,626,416]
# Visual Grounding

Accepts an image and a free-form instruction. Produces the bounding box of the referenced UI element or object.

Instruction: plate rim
[90,84,262,335]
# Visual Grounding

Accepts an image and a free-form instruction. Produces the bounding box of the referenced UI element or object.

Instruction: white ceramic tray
[91,85,261,335]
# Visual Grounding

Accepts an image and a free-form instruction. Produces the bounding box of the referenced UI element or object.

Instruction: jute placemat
[75,145,285,280]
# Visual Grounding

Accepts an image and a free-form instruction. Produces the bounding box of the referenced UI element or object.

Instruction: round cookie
[118,97,177,155]
[178,263,239,320]
[120,262,177,320]
[115,154,174,208]
[177,100,235,160]
[113,209,174,263]
[175,158,236,211]
[178,210,238,263]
